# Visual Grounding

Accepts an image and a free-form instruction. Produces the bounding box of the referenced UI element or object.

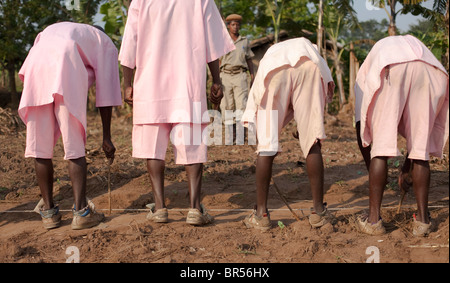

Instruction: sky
[353,0,434,33]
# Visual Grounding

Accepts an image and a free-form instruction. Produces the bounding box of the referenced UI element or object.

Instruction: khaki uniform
[220,35,254,125]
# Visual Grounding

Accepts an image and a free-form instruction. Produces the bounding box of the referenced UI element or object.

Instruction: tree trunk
[1,67,7,88]
[445,0,449,72]
[332,41,345,107]
[7,62,18,107]
[388,0,397,36]
[349,42,356,110]
[317,0,324,54]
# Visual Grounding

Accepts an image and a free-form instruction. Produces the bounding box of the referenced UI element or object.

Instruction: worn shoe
[39,205,62,229]
[146,203,169,223]
[186,204,214,226]
[71,201,104,230]
[308,203,335,228]
[243,209,271,231]
[412,213,432,237]
[354,214,386,235]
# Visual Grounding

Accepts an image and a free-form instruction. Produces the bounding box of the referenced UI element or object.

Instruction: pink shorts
[132,123,208,165]
[25,94,86,160]
[256,58,327,158]
[367,61,449,160]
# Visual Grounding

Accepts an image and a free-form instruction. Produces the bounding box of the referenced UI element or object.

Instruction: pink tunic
[18,22,122,131]
[354,35,449,153]
[242,37,335,124]
[118,0,235,125]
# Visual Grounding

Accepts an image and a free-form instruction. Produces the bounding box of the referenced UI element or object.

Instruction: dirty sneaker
[71,201,104,230]
[186,204,214,226]
[412,213,432,237]
[39,205,62,229]
[354,214,386,235]
[243,209,271,231]
[308,204,335,228]
[146,203,169,223]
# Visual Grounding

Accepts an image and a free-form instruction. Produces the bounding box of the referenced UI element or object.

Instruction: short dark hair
[93,25,106,34]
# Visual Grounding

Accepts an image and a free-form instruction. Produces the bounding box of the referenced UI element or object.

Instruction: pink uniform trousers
[25,94,86,160]
[132,123,208,165]
[255,58,327,157]
[366,61,449,160]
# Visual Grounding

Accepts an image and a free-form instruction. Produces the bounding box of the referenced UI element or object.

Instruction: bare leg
[306,142,325,213]
[368,156,388,224]
[255,154,276,217]
[35,158,54,210]
[68,157,87,210]
[185,163,203,211]
[411,159,430,223]
[146,159,166,211]
[356,121,371,171]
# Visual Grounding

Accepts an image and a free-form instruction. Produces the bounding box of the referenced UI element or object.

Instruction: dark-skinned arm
[356,121,371,171]
[122,65,134,106]
[207,59,223,110]
[246,58,255,87]
[99,106,116,164]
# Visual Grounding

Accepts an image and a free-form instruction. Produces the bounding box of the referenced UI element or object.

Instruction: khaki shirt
[220,35,254,71]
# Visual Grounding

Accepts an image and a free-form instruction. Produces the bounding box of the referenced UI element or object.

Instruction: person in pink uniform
[241,38,336,231]
[354,35,449,236]
[18,22,122,230]
[119,0,235,225]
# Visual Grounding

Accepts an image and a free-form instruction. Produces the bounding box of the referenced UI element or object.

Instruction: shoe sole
[151,217,169,223]
[186,218,210,226]
[186,215,213,226]
[243,219,271,231]
[71,215,105,230]
[354,218,386,235]
[43,222,61,229]
[71,221,103,230]
[146,210,169,223]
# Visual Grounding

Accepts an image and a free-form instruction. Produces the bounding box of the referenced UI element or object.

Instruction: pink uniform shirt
[355,35,449,151]
[118,0,235,125]
[18,22,122,131]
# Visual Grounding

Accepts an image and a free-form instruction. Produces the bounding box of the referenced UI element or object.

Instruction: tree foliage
[99,0,130,48]
[216,0,315,40]
[0,0,101,105]
[1,0,447,111]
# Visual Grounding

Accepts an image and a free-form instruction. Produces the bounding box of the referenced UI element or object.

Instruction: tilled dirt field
[0,106,448,264]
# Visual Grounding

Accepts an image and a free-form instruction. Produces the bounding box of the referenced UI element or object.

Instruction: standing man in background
[220,14,255,144]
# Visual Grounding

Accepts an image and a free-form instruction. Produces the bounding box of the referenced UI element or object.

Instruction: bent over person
[18,22,122,230]
[354,35,449,236]
[119,0,235,225]
[242,38,335,231]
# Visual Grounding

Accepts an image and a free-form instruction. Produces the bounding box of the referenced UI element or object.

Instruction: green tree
[0,0,101,106]
[319,0,360,108]
[99,0,131,48]
[369,0,428,36]
[403,0,449,71]
[265,0,284,43]
[341,18,389,60]
[218,0,314,41]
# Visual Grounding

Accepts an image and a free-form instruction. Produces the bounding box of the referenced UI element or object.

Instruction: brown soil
[0,106,448,264]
